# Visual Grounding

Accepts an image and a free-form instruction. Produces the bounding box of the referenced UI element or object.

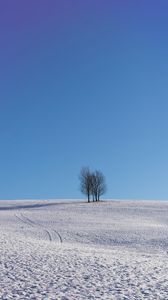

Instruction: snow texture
[0,199,168,299]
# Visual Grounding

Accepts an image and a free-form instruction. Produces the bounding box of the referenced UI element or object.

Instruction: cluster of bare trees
[79,167,106,202]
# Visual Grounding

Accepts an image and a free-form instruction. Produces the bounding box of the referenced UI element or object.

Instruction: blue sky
[0,1,168,200]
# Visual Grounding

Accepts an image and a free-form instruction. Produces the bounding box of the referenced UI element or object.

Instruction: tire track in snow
[53,230,63,243]
[16,213,52,241]
[15,213,34,227]
[21,212,63,243]
[15,212,62,243]
[20,213,36,226]
[21,213,53,241]
[45,230,52,241]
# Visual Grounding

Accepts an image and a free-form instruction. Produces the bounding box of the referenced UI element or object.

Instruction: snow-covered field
[1,200,168,300]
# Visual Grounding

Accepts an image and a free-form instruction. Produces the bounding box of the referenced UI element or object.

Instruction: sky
[0,0,168,200]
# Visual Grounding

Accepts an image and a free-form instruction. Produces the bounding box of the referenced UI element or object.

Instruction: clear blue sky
[0,0,168,200]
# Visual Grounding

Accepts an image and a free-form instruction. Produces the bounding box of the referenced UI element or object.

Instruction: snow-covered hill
[1,200,168,299]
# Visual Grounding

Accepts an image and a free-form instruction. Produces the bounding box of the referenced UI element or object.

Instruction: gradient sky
[0,0,168,200]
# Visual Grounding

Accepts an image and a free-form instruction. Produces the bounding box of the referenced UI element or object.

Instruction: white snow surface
[0,199,168,299]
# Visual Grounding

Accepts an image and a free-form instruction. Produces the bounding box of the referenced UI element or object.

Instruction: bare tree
[79,167,107,202]
[92,170,106,201]
[90,172,97,201]
[79,167,92,202]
